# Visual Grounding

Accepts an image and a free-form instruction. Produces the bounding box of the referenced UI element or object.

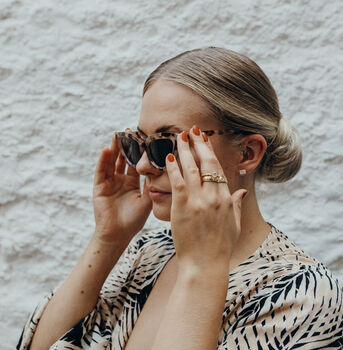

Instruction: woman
[17,47,343,349]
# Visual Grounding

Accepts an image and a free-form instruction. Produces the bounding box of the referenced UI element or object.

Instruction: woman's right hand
[92,130,152,247]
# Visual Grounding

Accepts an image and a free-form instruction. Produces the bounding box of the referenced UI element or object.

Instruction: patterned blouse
[16,223,343,349]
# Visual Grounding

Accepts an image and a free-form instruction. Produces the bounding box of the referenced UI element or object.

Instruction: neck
[230,185,271,268]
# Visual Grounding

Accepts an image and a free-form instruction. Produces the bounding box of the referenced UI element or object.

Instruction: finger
[200,132,221,172]
[105,133,119,177]
[94,142,118,186]
[127,164,139,176]
[202,132,215,152]
[190,126,223,174]
[176,130,202,190]
[127,164,140,186]
[190,125,229,192]
[165,153,187,206]
[114,127,132,175]
[115,153,127,174]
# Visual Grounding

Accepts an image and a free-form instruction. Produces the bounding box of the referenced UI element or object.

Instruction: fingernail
[181,131,188,142]
[202,132,208,142]
[167,153,175,162]
[242,191,248,199]
[192,125,200,136]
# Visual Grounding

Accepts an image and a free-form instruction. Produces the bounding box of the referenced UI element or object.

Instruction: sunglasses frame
[114,128,242,170]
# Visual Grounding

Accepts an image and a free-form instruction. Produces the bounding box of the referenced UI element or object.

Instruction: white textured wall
[1,1,342,348]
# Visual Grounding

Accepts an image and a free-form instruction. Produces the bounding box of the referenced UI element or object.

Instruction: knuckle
[192,200,206,213]
[207,157,219,167]
[189,167,199,175]
[209,197,222,210]
[174,181,186,192]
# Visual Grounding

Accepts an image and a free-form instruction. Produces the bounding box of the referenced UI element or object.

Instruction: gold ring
[201,171,227,183]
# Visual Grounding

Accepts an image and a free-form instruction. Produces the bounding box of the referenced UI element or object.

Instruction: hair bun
[259,116,303,183]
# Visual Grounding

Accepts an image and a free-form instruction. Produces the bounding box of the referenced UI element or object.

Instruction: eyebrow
[137,125,182,136]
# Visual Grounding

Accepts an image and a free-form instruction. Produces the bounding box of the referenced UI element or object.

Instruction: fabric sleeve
[16,233,142,350]
[219,266,343,349]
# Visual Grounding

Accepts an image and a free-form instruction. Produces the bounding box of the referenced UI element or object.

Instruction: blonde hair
[143,47,302,183]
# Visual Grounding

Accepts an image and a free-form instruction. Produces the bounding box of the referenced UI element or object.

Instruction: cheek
[216,149,240,178]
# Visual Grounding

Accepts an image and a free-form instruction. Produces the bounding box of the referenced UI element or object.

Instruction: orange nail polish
[202,132,208,142]
[167,153,175,162]
[193,125,200,136]
[181,131,188,142]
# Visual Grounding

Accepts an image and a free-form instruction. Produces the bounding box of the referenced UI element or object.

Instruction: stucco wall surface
[0,0,342,348]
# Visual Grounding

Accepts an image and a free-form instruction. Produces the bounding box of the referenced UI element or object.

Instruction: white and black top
[17,223,343,349]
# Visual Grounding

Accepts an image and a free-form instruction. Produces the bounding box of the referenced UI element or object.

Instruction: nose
[135,150,163,176]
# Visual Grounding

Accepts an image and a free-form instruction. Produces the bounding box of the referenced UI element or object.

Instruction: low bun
[257,116,303,183]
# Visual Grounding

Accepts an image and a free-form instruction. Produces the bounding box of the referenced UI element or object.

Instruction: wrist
[177,261,229,285]
[175,266,229,305]
[83,234,127,273]
[91,230,127,254]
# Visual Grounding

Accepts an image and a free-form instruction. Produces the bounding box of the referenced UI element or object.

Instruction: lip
[148,186,171,200]
[148,186,170,193]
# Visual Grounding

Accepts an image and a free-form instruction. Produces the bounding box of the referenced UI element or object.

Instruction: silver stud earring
[239,169,247,176]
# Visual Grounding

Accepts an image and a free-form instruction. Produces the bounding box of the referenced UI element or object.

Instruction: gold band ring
[200,171,228,184]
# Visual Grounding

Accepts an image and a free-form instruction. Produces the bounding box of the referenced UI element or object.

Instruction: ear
[238,134,267,175]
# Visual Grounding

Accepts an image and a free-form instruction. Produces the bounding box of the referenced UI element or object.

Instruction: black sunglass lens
[120,138,141,165]
[149,139,174,167]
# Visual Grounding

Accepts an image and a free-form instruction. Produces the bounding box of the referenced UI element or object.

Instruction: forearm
[151,266,229,350]
[30,231,126,350]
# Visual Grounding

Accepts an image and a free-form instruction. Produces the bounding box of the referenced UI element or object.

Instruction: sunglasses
[114,128,242,170]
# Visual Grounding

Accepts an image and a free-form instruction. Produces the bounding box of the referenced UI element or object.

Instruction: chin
[151,201,171,221]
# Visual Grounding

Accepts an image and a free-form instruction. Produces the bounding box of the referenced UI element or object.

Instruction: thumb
[231,189,248,227]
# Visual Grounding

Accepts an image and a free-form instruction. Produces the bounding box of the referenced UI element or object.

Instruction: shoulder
[229,224,336,291]
[260,264,343,307]
[221,224,343,348]
[256,224,343,304]
[223,264,343,348]
[260,224,322,267]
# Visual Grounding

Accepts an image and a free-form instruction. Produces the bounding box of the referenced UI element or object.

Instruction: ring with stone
[200,171,228,183]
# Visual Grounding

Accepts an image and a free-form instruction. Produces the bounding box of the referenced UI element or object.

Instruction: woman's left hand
[165,125,248,276]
